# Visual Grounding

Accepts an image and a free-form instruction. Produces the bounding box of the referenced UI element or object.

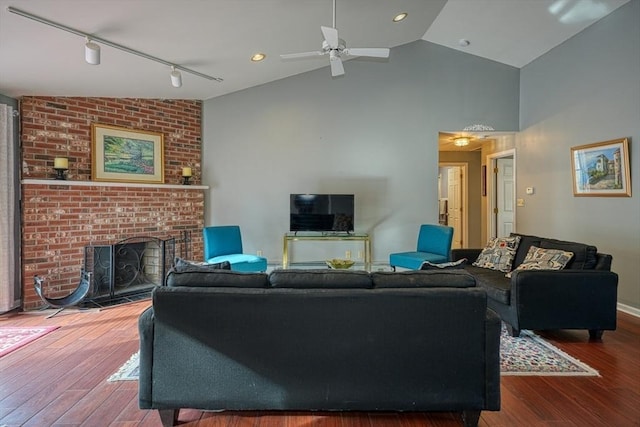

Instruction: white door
[447,167,463,248]
[496,157,514,237]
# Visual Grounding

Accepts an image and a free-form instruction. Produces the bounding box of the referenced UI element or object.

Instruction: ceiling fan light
[85,39,100,65]
[170,67,182,88]
[454,137,470,147]
[393,12,408,22]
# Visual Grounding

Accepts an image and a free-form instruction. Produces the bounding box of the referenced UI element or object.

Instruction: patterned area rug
[108,324,599,381]
[0,326,60,357]
[108,351,139,381]
[500,325,598,376]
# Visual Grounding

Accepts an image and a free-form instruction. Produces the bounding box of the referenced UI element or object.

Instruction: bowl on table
[326,258,355,269]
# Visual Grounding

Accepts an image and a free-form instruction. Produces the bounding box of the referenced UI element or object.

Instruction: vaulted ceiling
[0,0,630,100]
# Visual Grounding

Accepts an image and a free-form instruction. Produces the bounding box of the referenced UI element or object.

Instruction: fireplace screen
[83,236,175,304]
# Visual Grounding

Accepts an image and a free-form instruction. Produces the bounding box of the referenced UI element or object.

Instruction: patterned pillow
[472,236,521,272]
[505,246,574,278]
[174,257,231,272]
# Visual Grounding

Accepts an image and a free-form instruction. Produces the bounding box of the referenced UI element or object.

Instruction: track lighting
[170,67,182,88]
[8,6,223,86]
[85,38,100,65]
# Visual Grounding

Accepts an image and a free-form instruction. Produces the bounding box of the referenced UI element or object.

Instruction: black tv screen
[290,194,354,232]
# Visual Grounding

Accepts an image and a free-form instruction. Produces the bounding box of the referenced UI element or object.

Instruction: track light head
[85,38,100,65]
[170,66,182,88]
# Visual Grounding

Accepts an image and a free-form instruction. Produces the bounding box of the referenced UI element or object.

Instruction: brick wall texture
[20,97,205,310]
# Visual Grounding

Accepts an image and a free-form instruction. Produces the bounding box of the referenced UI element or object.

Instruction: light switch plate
[517,198,525,207]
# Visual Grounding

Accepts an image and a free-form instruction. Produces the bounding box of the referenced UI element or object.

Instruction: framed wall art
[92,124,164,183]
[570,137,630,197]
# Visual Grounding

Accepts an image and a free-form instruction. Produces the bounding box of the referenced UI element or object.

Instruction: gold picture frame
[570,137,631,197]
[91,124,164,183]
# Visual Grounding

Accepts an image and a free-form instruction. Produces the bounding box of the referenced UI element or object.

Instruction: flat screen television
[290,194,354,232]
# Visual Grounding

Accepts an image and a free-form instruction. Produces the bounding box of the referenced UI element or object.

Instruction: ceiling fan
[280,0,390,77]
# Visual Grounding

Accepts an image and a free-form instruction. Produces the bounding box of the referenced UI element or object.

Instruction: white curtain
[0,104,18,313]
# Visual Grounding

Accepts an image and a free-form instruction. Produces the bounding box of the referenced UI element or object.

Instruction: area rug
[107,351,139,381]
[499,325,599,376]
[0,326,60,358]
[108,325,599,381]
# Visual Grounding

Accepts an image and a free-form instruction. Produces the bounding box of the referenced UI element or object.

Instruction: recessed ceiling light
[251,53,266,62]
[393,12,408,22]
[458,39,470,47]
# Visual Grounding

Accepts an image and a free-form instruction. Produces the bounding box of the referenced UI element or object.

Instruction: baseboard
[618,303,640,318]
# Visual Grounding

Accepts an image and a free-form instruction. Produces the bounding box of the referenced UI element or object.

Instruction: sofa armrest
[451,248,482,263]
[484,309,501,410]
[510,269,618,330]
[138,306,155,409]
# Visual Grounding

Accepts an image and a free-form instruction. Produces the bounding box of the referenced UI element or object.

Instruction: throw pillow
[472,236,521,272]
[174,257,231,272]
[505,246,574,278]
[420,258,467,270]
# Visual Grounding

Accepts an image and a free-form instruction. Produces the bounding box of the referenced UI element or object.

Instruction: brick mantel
[22,179,209,190]
[20,97,206,310]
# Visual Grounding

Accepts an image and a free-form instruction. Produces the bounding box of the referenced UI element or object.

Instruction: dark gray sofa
[138,269,501,427]
[451,233,618,339]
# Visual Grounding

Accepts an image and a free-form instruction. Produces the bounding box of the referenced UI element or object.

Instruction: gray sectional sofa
[138,268,501,427]
[451,233,618,339]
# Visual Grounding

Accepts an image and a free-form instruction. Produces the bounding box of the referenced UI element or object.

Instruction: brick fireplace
[20,97,206,310]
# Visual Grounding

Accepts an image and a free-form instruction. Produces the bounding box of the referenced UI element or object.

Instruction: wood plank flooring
[1,301,639,426]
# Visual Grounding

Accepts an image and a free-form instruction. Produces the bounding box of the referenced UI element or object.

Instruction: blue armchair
[203,225,268,272]
[389,224,454,270]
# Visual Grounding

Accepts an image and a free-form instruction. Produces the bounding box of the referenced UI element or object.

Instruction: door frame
[438,162,468,248]
[486,149,516,239]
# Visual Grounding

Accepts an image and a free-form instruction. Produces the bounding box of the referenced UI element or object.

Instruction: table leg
[282,235,289,269]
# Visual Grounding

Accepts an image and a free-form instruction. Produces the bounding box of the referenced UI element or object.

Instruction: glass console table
[282,232,371,270]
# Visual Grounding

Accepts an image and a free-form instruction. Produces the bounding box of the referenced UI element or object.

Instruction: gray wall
[517,0,640,311]
[203,40,519,264]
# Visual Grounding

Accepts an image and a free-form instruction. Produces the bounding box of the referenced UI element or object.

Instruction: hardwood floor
[1,301,639,427]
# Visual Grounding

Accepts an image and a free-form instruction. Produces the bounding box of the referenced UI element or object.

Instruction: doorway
[438,163,468,249]
[486,150,516,239]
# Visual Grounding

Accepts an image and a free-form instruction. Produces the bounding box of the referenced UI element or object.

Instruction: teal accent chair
[203,226,267,272]
[389,224,454,270]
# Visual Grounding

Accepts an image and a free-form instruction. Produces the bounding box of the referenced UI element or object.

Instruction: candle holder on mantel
[182,167,192,185]
[53,157,69,180]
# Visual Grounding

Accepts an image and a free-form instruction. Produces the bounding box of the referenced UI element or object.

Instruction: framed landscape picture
[92,124,164,183]
[570,137,631,197]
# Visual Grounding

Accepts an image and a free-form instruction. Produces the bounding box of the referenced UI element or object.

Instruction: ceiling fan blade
[321,26,340,49]
[329,56,344,77]
[344,47,390,58]
[280,51,325,59]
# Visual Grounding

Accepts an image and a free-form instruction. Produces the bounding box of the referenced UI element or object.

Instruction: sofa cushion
[268,269,373,288]
[510,233,543,268]
[539,238,598,270]
[372,270,476,288]
[166,269,269,288]
[472,236,521,273]
[506,246,574,278]
[174,257,231,272]
[463,265,511,304]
